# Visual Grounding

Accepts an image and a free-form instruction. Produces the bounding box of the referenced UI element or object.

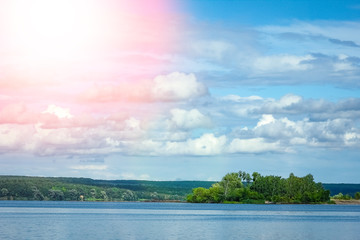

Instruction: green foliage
[355,192,360,200]
[188,172,263,203]
[0,176,214,202]
[0,174,351,204]
[219,172,243,201]
[332,192,352,200]
[188,171,330,204]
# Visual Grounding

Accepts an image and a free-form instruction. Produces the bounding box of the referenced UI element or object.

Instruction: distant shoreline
[1,175,360,203]
[2,199,360,205]
[332,199,360,205]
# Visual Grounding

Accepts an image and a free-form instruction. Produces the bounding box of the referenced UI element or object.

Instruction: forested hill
[322,184,360,197]
[0,176,215,201]
[0,175,359,202]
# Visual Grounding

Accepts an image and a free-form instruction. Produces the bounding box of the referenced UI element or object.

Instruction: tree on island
[187,171,330,204]
[355,192,360,200]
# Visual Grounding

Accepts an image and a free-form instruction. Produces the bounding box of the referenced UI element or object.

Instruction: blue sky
[0,0,359,183]
[184,0,360,23]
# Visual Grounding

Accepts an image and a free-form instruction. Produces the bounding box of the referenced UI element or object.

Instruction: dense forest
[322,183,360,198]
[187,171,360,204]
[0,174,359,203]
[0,176,213,201]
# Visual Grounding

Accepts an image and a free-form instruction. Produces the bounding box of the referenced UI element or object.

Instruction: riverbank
[2,199,360,204]
[332,199,360,205]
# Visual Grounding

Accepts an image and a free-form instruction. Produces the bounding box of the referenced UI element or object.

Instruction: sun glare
[1,0,110,61]
[0,0,174,86]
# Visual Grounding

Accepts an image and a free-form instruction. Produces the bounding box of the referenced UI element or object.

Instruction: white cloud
[249,94,303,115]
[277,94,302,108]
[256,114,275,128]
[333,62,354,72]
[191,40,234,61]
[165,133,227,156]
[0,124,33,150]
[119,172,151,180]
[169,108,212,129]
[228,138,283,153]
[0,91,359,158]
[105,137,121,147]
[251,114,359,149]
[129,133,228,156]
[80,72,208,103]
[125,117,141,131]
[252,54,314,73]
[152,72,208,101]
[221,95,263,102]
[34,124,83,146]
[259,21,360,45]
[344,132,360,146]
[42,105,73,119]
[70,165,108,170]
[289,137,307,145]
[253,116,303,140]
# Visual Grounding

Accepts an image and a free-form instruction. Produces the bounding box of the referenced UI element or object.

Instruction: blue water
[0,201,359,240]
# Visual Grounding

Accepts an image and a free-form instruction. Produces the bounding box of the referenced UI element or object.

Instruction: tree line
[1,175,359,203]
[0,176,186,201]
[187,171,332,204]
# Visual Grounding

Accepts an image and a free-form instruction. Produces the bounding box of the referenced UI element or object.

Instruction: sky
[0,0,360,183]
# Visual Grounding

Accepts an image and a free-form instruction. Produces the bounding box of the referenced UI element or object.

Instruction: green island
[1,172,360,204]
[188,171,330,204]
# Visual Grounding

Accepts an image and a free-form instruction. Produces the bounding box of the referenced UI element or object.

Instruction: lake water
[0,201,359,240]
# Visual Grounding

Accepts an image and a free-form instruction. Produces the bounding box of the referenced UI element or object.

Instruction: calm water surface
[0,201,359,240]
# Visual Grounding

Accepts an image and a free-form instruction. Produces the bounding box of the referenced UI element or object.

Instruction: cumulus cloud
[256,114,276,128]
[169,108,212,129]
[226,94,360,120]
[221,94,360,151]
[228,138,283,153]
[0,111,149,156]
[256,94,303,114]
[164,133,227,156]
[226,94,304,117]
[0,124,34,151]
[344,132,360,146]
[251,115,359,149]
[42,105,73,119]
[126,133,227,156]
[81,72,208,103]
[0,90,359,158]
[0,103,92,128]
[152,72,208,101]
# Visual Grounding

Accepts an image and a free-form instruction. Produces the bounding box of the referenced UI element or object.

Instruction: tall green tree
[219,172,243,201]
[355,192,360,200]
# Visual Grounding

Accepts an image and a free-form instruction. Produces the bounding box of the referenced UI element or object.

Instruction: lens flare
[0,0,178,87]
